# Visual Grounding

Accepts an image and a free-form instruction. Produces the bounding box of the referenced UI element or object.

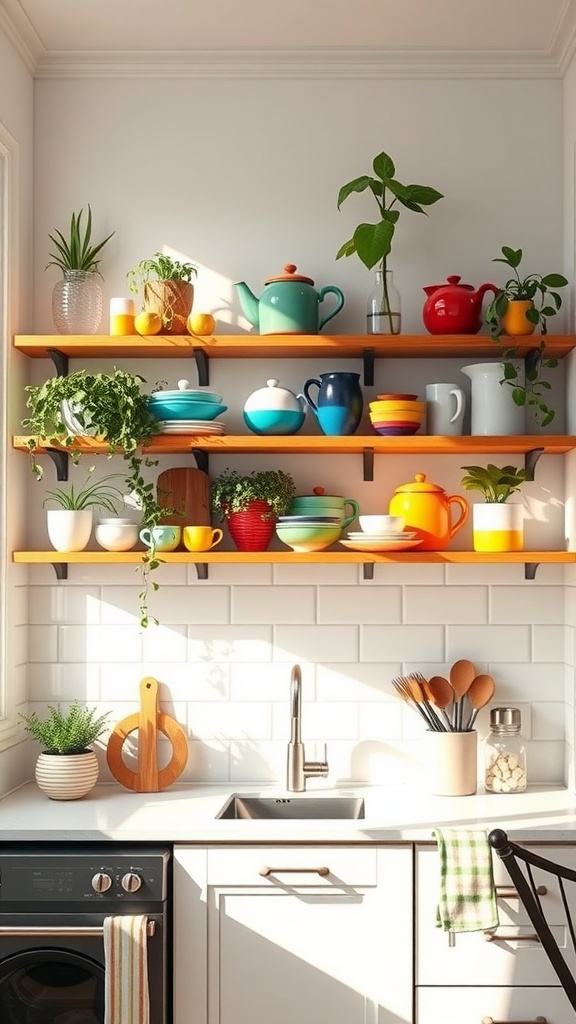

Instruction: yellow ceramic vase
[501,299,536,336]
[472,503,524,552]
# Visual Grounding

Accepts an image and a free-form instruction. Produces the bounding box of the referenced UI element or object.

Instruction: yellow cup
[183,526,223,552]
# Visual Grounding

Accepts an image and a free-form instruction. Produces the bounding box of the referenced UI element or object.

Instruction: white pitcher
[461,361,525,435]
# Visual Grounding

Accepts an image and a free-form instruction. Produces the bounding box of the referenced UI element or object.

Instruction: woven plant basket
[226,500,276,552]
[144,280,194,335]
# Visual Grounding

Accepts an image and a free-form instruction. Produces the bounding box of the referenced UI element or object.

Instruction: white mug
[425,382,466,435]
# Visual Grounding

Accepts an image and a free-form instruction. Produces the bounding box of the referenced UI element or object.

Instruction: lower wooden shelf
[12,550,576,566]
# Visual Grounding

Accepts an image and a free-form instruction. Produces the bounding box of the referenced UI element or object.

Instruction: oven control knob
[91,872,113,893]
[121,872,143,893]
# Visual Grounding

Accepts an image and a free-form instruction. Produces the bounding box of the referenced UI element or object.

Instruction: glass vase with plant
[484,245,569,426]
[46,205,115,335]
[126,252,197,334]
[336,150,443,334]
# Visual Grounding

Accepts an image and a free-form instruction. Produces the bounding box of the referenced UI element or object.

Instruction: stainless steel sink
[216,795,365,820]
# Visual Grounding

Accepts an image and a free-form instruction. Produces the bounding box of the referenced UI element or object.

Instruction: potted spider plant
[43,467,126,552]
[22,367,176,626]
[46,205,115,335]
[484,246,569,426]
[20,701,111,800]
[126,252,197,335]
[461,463,530,552]
[211,469,296,551]
[336,150,443,335]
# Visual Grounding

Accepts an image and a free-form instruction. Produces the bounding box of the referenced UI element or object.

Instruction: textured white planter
[35,750,99,800]
[472,502,524,552]
[46,509,93,552]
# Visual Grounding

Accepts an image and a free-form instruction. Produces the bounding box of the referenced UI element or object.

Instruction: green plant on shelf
[460,463,530,504]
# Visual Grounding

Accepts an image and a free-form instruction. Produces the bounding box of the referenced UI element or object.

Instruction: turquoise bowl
[243,408,305,435]
[147,398,228,421]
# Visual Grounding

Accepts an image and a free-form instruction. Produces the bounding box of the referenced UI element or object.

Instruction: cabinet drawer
[416,844,576,986]
[206,845,383,886]
[418,986,574,1023]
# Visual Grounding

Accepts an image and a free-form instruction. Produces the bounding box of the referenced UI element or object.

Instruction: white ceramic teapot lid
[244,378,304,412]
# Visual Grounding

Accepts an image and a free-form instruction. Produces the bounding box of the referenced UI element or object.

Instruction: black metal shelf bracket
[192,448,209,474]
[524,447,544,480]
[363,563,375,581]
[525,562,539,580]
[46,348,69,378]
[52,563,68,581]
[193,349,210,387]
[47,448,69,482]
[196,563,208,580]
[363,447,375,482]
[362,348,375,387]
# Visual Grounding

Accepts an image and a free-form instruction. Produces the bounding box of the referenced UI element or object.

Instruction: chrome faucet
[286,664,329,792]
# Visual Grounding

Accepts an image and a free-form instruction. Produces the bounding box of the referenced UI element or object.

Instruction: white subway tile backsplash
[59,624,143,663]
[28,625,58,662]
[446,563,564,585]
[28,662,101,702]
[404,586,488,624]
[188,702,272,740]
[272,700,358,741]
[488,662,564,701]
[358,701,403,739]
[232,586,316,624]
[318,585,402,624]
[229,740,279,783]
[368,564,445,585]
[490,586,564,624]
[142,624,188,663]
[532,625,566,662]
[28,586,101,624]
[274,625,359,663]
[230,662,296,701]
[274,563,359,584]
[187,625,273,662]
[526,741,565,784]
[317,662,398,701]
[447,625,531,662]
[361,625,444,663]
[198,563,273,585]
[102,585,230,626]
[532,702,566,740]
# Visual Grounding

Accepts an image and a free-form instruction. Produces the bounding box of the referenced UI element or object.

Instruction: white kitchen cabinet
[174,843,413,1024]
[418,985,575,1023]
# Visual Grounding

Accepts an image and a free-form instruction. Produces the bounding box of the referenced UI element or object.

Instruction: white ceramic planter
[46,509,93,552]
[35,750,99,800]
[472,502,524,552]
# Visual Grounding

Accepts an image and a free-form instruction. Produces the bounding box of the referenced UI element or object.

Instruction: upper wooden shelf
[13,434,576,456]
[13,334,576,361]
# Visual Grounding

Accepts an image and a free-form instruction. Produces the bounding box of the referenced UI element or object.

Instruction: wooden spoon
[423,676,455,731]
[465,674,495,731]
[449,659,476,731]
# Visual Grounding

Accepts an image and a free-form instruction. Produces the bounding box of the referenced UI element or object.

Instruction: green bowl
[276,523,342,552]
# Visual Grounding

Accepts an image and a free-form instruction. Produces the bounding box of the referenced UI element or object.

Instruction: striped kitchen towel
[434,827,499,933]
[103,914,150,1024]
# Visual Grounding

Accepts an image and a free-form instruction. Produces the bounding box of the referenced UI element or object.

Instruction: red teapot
[422,275,498,335]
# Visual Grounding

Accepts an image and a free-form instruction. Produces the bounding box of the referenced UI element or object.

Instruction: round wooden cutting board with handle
[106,676,188,791]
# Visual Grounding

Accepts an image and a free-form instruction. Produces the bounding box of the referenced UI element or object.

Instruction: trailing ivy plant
[22,367,177,627]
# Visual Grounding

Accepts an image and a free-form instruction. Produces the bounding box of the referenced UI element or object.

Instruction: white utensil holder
[425,729,478,796]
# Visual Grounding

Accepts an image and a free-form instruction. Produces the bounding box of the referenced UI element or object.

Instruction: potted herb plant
[126,252,198,335]
[46,205,115,335]
[43,467,126,552]
[461,463,530,552]
[20,701,111,800]
[22,367,175,626]
[336,150,443,334]
[484,246,569,426]
[211,469,296,551]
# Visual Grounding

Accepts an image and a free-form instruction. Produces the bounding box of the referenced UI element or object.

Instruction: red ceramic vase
[226,500,276,552]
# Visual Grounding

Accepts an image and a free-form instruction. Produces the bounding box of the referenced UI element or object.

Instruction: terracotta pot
[501,299,536,337]
[143,280,194,335]
[226,500,276,551]
[35,750,99,800]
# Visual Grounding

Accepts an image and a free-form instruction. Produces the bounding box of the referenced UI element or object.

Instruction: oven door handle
[0,920,156,938]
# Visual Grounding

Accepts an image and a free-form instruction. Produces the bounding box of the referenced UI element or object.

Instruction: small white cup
[358,514,405,534]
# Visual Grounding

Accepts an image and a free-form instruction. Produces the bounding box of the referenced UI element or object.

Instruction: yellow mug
[183,526,223,552]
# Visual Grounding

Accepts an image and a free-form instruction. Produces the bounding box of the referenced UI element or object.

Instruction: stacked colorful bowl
[368,393,425,436]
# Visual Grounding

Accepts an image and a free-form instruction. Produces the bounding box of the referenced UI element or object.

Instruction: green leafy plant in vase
[47,205,115,335]
[461,463,530,553]
[20,701,111,800]
[336,150,444,335]
[126,252,197,335]
[211,469,296,552]
[484,246,569,426]
[22,367,177,627]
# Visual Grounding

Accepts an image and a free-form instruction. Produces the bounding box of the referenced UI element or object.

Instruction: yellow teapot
[388,472,469,551]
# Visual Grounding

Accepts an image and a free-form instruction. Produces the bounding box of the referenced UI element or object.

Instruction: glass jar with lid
[484,707,527,793]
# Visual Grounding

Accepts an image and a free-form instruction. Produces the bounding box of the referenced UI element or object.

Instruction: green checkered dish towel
[434,827,499,932]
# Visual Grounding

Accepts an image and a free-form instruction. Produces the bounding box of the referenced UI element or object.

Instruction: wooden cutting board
[106,676,188,792]
[156,467,210,526]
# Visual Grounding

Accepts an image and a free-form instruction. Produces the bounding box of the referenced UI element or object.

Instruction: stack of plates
[158,420,227,435]
[340,530,423,552]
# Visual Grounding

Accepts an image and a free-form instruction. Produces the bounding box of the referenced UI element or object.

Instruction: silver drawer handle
[0,921,156,938]
[259,866,329,877]
[484,931,539,943]
[482,1017,547,1024]
[496,885,547,898]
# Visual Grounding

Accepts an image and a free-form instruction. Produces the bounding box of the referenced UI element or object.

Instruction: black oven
[0,843,171,1024]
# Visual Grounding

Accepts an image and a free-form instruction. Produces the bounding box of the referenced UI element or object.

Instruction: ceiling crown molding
[554,0,576,73]
[33,47,563,81]
[0,0,44,73]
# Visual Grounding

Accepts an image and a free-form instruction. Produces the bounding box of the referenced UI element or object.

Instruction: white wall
[19,71,570,789]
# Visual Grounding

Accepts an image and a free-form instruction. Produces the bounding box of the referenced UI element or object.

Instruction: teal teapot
[235,263,345,336]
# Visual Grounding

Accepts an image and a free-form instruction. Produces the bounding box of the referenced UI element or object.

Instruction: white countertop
[1,782,576,842]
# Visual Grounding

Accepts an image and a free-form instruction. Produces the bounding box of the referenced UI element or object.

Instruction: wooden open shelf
[13,333,576,361]
[13,550,576,567]
[13,434,576,457]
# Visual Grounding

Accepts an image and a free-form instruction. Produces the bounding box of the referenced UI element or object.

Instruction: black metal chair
[488,828,576,1011]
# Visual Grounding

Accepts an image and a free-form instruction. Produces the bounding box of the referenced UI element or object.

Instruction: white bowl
[95,520,139,552]
[358,514,404,534]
